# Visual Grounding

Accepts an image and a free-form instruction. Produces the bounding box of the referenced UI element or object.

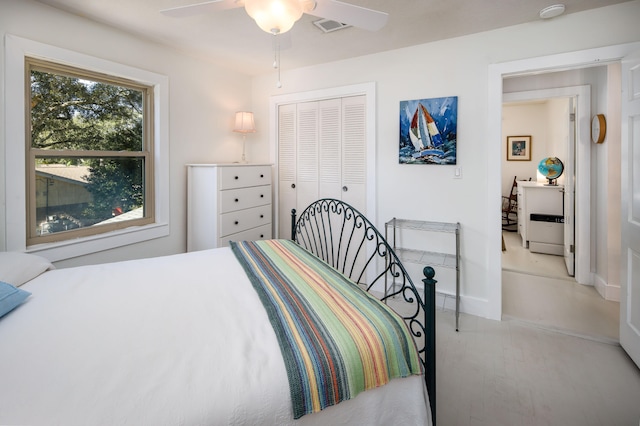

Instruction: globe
[538,157,564,184]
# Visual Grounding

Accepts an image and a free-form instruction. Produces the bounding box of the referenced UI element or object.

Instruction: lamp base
[240,136,248,164]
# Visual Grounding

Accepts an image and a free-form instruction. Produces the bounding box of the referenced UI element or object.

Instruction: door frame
[486,42,640,321]
[269,82,377,237]
[502,86,590,281]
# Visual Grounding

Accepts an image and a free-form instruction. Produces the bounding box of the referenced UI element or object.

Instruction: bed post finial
[291,208,297,240]
[422,266,437,426]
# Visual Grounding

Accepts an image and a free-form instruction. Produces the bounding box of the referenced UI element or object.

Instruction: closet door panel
[341,95,366,211]
[319,98,342,200]
[278,103,297,238]
[296,101,319,214]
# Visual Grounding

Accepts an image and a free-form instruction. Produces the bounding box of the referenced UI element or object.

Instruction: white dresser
[187,164,272,251]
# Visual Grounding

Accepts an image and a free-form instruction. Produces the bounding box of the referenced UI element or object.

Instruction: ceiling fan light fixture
[245,0,305,34]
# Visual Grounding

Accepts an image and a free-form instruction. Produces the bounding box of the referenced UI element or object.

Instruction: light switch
[454,167,462,179]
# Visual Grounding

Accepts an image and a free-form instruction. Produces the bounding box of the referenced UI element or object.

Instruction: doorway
[496,67,621,342]
[501,84,591,283]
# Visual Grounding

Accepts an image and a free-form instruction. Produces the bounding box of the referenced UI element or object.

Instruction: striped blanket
[230,239,422,419]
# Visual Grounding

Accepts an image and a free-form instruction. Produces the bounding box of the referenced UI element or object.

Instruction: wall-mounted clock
[591,114,606,144]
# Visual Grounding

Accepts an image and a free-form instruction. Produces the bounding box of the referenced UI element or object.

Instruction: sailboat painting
[399,96,457,164]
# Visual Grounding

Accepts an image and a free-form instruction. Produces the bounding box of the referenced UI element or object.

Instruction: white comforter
[0,247,430,426]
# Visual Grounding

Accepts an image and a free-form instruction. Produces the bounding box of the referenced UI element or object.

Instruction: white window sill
[25,222,170,262]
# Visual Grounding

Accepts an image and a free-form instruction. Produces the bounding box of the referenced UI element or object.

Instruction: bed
[0,199,436,426]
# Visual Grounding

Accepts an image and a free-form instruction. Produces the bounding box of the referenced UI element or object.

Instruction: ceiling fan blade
[309,0,388,31]
[160,0,241,18]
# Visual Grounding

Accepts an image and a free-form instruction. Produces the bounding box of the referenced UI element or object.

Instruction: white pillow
[0,252,54,287]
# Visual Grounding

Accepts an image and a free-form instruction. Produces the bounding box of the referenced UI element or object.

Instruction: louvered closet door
[278,103,297,239]
[296,102,320,213]
[341,95,366,210]
[277,95,367,238]
[319,98,342,199]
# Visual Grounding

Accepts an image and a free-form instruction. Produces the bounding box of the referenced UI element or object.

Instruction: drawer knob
[260,214,264,218]
[291,183,296,189]
[234,221,239,225]
[235,198,239,202]
[234,176,239,180]
[260,174,264,178]
[260,234,264,238]
[342,186,348,192]
[260,194,264,198]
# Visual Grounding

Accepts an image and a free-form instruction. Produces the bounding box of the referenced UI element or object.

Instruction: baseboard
[594,274,620,302]
[436,292,488,318]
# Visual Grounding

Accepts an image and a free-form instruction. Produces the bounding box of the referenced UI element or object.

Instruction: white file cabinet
[517,181,564,248]
[187,164,272,251]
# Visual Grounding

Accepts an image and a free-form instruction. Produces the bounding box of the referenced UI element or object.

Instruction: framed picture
[399,96,458,165]
[506,135,531,161]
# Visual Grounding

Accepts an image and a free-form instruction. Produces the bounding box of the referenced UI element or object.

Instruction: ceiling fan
[160,0,389,34]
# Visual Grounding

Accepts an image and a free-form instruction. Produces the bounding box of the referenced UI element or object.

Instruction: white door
[620,50,640,368]
[296,101,320,215]
[278,103,297,239]
[318,98,342,200]
[340,95,367,210]
[564,97,576,276]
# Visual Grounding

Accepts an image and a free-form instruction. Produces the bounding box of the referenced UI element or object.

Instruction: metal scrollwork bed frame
[291,198,437,425]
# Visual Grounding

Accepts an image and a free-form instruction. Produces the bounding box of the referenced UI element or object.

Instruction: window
[5,35,168,261]
[26,59,154,246]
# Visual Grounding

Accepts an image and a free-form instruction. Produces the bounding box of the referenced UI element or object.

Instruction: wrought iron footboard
[291,198,437,425]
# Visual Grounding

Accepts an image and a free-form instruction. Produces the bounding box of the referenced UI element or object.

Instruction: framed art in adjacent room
[506,135,531,161]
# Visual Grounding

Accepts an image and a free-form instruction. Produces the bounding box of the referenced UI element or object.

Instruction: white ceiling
[34,0,630,76]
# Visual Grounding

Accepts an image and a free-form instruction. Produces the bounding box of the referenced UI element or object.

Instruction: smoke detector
[313,18,351,33]
[539,4,565,19]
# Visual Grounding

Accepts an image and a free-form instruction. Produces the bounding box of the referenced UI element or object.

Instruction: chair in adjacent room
[502,176,518,231]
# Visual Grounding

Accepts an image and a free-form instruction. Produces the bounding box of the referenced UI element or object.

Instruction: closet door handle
[291,183,296,189]
[342,186,348,192]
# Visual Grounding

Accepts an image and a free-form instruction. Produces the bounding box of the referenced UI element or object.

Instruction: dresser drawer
[220,166,271,190]
[219,223,272,247]
[220,205,272,237]
[220,185,271,213]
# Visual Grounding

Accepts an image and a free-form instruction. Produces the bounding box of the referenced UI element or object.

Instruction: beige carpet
[502,270,619,343]
[501,231,619,343]
[501,230,572,280]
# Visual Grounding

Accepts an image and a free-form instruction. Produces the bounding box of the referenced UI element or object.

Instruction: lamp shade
[244,0,304,34]
[233,111,256,133]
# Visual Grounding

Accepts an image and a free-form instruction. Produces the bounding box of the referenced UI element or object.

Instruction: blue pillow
[0,281,31,318]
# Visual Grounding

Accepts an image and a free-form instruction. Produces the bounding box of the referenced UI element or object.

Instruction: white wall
[249,1,640,318]
[502,99,569,191]
[0,0,253,267]
[502,103,548,188]
[598,63,622,300]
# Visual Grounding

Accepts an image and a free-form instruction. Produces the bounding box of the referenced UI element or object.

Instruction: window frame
[4,35,169,261]
[26,58,156,246]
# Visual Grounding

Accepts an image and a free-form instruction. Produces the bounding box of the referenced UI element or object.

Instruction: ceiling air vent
[313,18,351,33]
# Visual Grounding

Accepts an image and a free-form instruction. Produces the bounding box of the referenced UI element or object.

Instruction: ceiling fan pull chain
[273,32,282,88]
